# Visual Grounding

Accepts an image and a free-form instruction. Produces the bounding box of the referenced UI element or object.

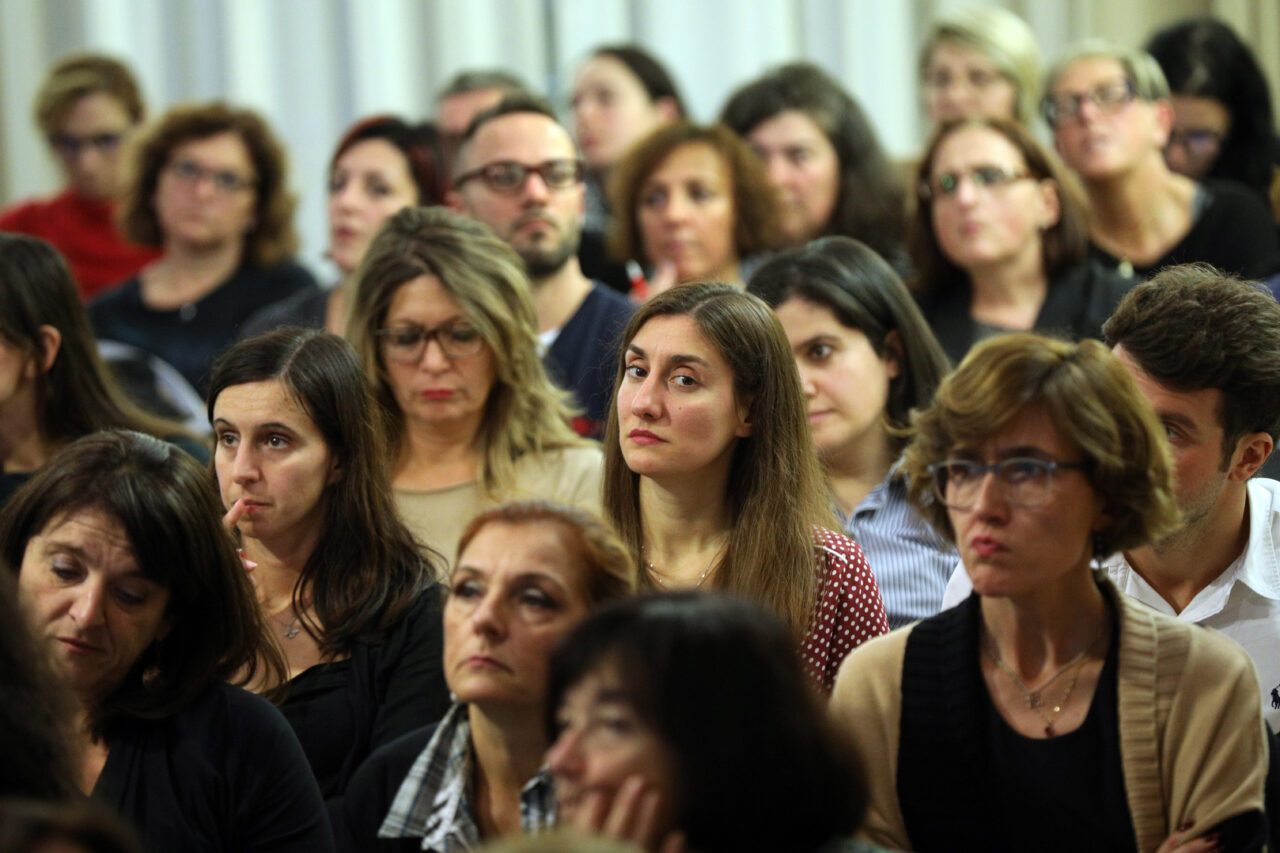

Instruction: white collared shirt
[941,478,1280,728]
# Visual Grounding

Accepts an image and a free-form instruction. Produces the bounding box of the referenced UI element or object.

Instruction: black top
[93,682,334,853]
[333,724,436,853]
[281,586,450,816]
[917,259,1134,365]
[88,261,317,392]
[1089,179,1280,281]
[984,618,1133,850]
[546,284,635,438]
[578,228,631,295]
[239,284,329,339]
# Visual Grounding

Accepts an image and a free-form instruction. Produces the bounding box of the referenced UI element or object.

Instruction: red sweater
[0,190,159,300]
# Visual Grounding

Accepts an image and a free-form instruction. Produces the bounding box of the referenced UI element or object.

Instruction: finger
[659,831,688,853]
[571,788,610,834]
[223,497,249,530]
[602,776,648,840]
[629,788,663,849]
[651,261,679,296]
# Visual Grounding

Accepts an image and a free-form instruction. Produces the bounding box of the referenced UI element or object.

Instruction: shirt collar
[1237,479,1280,600]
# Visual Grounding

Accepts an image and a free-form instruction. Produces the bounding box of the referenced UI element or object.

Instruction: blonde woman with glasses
[346,206,601,563]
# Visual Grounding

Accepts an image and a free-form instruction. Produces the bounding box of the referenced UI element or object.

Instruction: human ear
[882,330,903,380]
[1037,179,1061,230]
[1226,432,1273,482]
[654,97,680,124]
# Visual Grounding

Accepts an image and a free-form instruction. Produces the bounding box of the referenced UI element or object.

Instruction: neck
[823,430,896,517]
[240,526,321,612]
[706,258,743,288]
[145,240,244,307]
[967,248,1049,324]
[1125,482,1250,613]
[0,391,55,473]
[324,280,352,336]
[394,418,482,488]
[531,258,593,334]
[980,566,1108,677]
[639,465,735,586]
[1086,158,1193,257]
[469,703,547,835]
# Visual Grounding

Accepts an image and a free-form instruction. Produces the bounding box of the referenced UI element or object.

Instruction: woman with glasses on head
[0,54,159,300]
[88,103,317,393]
[1145,19,1280,225]
[347,206,601,563]
[831,333,1269,852]
[749,237,956,628]
[1045,40,1280,282]
[910,117,1133,364]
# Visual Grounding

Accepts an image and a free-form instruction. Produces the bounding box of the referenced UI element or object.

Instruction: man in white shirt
[944,265,1280,728]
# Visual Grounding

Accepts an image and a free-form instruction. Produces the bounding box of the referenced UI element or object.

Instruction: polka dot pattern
[801,527,890,694]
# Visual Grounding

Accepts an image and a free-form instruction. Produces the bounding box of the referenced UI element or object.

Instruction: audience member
[242,116,447,337]
[608,122,783,292]
[449,93,634,437]
[918,6,1042,128]
[548,593,879,853]
[87,103,317,392]
[346,206,602,561]
[749,237,955,627]
[0,799,141,853]
[910,117,1133,363]
[0,234,202,509]
[336,501,637,851]
[208,329,450,811]
[833,333,1267,851]
[604,283,887,691]
[435,69,529,173]
[1146,18,1280,222]
[0,54,158,299]
[2,430,332,851]
[721,62,908,271]
[1045,40,1280,281]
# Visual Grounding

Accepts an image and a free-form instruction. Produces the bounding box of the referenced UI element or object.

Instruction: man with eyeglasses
[0,53,159,299]
[449,93,634,438]
[1044,40,1279,283]
[944,264,1280,731]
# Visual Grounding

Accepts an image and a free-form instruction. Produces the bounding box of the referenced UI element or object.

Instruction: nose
[70,579,107,630]
[764,155,790,189]
[971,470,1010,521]
[230,443,260,485]
[418,335,453,373]
[545,724,584,777]
[796,363,817,398]
[626,372,663,420]
[951,175,980,205]
[469,589,507,640]
[522,170,551,203]
[662,190,691,224]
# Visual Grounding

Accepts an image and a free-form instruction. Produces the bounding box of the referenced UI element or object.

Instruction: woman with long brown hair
[603,282,887,691]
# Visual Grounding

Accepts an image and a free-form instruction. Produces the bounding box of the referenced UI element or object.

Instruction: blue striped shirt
[838,467,957,629]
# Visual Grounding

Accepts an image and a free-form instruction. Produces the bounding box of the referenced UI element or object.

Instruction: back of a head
[547,593,866,853]
[1103,263,1280,448]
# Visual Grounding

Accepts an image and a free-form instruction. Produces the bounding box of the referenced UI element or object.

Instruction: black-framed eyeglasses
[927,457,1089,510]
[375,320,485,363]
[1042,79,1137,127]
[453,159,585,195]
[920,164,1032,201]
[49,132,124,159]
[1166,128,1224,160]
[166,159,257,194]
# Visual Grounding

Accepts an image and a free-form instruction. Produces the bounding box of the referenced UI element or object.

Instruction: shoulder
[814,527,871,574]
[1201,179,1276,218]
[0,195,50,228]
[236,261,319,292]
[587,282,636,316]
[240,287,328,338]
[527,445,604,477]
[833,624,914,697]
[88,277,142,313]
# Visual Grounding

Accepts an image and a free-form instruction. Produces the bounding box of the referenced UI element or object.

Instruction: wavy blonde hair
[347,206,586,497]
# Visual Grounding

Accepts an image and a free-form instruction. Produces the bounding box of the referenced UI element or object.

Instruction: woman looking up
[604,282,888,691]
[88,102,316,393]
[347,206,601,562]
[750,236,956,627]
[208,328,449,810]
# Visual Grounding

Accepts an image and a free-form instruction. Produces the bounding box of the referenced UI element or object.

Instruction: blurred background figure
[547,593,877,853]
[346,206,601,562]
[609,121,782,292]
[750,236,956,628]
[0,799,141,853]
[242,116,447,337]
[0,234,202,509]
[434,69,530,175]
[0,54,158,300]
[722,62,908,274]
[1146,18,1280,225]
[87,102,316,393]
[910,117,1132,364]
[918,6,1042,130]
[336,500,637,852]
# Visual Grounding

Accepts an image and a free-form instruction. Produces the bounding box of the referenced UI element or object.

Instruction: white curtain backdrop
[0,0,1273,278]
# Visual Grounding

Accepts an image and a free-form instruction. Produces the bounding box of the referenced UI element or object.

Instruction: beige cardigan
[829,578,1268,852]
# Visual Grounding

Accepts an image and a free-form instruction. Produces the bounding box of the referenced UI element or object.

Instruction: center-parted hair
[0,431,285,738]
[901,333,1180,556]
[748,235,950,452]
[207,328,440,658]
[719,62,907,261]
[1102,263,1280,456]
[603,283,834,636]
[346,206,585,497]
[546,592,866,853]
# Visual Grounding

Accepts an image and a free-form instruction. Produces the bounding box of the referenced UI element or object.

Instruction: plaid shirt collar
[378,703,556,851]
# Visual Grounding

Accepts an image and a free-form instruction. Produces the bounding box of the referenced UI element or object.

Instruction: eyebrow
[794,333,839,350]
[448,566,568,590]
[1156,411,1199,434]
[43,542,150,580]
[212,418,299,433]
[626,344,711,368]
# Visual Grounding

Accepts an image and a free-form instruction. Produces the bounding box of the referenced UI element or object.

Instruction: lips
[628,429,664,445]
[57,636,101,655]
[969,536,1004,557]
[421,389,455,400]
[463,654,510,671]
